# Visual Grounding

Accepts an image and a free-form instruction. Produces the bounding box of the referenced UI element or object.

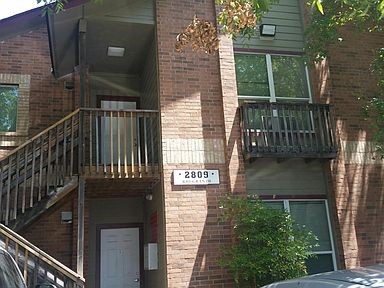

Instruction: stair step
[6,178,78,232]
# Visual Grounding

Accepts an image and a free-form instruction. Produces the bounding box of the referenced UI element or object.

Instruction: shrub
[219,196,318,287]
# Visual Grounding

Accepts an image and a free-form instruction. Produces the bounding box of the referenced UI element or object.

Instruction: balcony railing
[81,108,159,178]
[240,102,338,159]
[0,108,159,225]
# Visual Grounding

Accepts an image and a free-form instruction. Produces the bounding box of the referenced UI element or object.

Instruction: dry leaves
[218,0,257,35]
[175,15,220,54]
[175,0,257,54]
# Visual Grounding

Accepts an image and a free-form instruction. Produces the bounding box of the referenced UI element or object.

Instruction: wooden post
[78,18,87,175]
[79,18,86,108]
[77,177,85,277]
[76,22,86,277]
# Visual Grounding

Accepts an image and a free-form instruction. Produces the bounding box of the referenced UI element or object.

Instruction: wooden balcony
[0,108,159,225]
[81,108,159,179]
[240,102,338,159]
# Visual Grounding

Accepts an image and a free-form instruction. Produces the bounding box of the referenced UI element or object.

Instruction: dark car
[262,264,384,288]
[0,247,26,288]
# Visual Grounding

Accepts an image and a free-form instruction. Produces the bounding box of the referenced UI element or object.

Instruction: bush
[219,196,317,287]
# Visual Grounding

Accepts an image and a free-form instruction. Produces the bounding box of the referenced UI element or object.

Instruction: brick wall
[156,0,246,287]
[0,26,78,157]
[299,0,384,268]
[21,194,75,269]
[315,26,384,267]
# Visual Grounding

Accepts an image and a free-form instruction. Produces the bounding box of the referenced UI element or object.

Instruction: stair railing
[0,107,160,287]
[0,109,81,225]
[0,108,160,226]
[0,223,84,287]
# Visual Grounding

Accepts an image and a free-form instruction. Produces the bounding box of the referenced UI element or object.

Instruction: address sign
[173,169,220,185]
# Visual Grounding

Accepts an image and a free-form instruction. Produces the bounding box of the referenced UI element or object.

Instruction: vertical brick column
[316,27,384,268]
[156,1,246,287]
[218,35,246,196]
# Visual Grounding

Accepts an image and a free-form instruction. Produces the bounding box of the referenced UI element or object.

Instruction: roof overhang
[47,0,155,78]
[0,7,45,41]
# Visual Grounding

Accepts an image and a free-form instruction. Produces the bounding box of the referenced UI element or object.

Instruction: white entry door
[100,227,141,288]
[101,100,137,165]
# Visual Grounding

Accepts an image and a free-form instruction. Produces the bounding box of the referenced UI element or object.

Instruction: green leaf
[312,0,324,14]
[219,196,317,287]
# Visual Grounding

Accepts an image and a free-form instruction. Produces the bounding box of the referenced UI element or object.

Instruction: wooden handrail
[80,107,158,113]
[81,108,160,178]
[0,107,160,287]
[242,102,334,109]
[1,109,81,164]
[0,109,81,224]
[0,223,84,285]
[0,107,160,223]
[240,101,338,159]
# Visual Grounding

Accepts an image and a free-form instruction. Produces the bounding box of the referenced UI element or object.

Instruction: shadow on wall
[313,27,384,269]
[185,112,244,287]
[330,133,384,268]
[183,51,245,285]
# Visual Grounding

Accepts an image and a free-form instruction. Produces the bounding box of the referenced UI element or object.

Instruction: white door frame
[96,223,144,288]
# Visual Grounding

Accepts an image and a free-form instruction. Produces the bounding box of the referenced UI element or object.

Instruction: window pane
[0,85,18,132]
[306,254,335,274]
[289,201,332,251]
[235,54,270,97]
[271,56,309,99]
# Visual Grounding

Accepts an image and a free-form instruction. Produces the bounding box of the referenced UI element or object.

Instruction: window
[235,53,311,102]
[264,199,337,275]
[0,85,19,132]
[237,54,314,134]
[0,74,30,144]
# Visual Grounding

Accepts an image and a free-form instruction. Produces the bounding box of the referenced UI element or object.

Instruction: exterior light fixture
[107,46,125,57]
[61,211,73,224]
[260,24,276,40]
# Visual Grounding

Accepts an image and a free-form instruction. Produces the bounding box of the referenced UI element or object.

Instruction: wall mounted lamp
[260,24,276,40]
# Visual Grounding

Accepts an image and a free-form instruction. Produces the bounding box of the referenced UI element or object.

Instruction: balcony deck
[240,102,338,159]
[0,108,159,225]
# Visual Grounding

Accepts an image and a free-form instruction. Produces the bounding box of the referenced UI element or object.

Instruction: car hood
[263,264,384,288]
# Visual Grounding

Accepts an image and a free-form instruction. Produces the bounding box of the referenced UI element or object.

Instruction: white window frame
[0,74,30,137]
[236,52,313,103]
[265,199,337,272]
[0,84,19,133]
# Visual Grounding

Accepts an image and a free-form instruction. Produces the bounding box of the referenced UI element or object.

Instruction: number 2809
[184,171,209,179]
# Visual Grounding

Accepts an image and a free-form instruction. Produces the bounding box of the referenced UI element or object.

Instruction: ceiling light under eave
[107,46,125,57]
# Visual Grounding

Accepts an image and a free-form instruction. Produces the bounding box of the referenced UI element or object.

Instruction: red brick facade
[1,0,384,287]
[0,27,77,158]
[21,193,75,269]
[322,27,384,268]
[156,1,245,286]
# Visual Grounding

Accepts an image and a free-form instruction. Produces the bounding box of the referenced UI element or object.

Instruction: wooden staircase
[0,223,84,287]
[0,109,82,287]
[0,109,81,227]
[0,107,159,287]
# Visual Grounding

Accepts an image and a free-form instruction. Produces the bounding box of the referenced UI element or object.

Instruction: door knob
[134,278,140,282]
